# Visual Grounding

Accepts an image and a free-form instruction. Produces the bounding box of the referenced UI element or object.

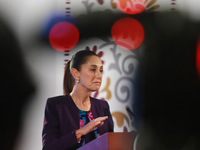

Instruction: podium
[77,132,137,150]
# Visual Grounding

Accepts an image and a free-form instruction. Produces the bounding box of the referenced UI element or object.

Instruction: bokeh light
[114,0,146,14]
[197,37,200,77]
[49,22,79,52]
[41,12,75,39]
[111,17,144,50]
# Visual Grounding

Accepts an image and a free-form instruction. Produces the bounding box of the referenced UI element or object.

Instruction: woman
[42,50,114,150]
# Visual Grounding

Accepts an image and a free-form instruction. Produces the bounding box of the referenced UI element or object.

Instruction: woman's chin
[90,87,100,92]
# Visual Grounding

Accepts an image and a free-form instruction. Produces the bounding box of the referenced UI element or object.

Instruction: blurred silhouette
[134,12,200,150]
[0,17,35,150]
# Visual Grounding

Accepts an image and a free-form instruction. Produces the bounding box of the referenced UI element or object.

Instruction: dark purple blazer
[42,94,114,150]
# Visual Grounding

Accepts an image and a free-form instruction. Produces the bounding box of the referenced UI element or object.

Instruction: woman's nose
[96,70,102,78]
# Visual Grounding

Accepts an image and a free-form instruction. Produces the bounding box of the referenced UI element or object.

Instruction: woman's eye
[91,69,96,72]
[100,70,103,73]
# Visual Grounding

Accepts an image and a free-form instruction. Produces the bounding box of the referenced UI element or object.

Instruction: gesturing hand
[75,116,108,139]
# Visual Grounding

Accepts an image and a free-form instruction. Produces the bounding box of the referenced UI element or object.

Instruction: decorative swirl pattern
[115,77,134,103]
[111,0,160,12]
[108,46,122,74]
[82,0,94,14]
[122,55,137,75]
[101,77,112,100]
[112,111,130,127]
[146,0,160,12]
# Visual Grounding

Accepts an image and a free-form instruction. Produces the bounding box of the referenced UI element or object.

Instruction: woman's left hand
[75,116,108,138]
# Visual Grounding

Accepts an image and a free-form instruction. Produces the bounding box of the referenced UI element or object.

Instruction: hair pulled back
[63,50,99,94]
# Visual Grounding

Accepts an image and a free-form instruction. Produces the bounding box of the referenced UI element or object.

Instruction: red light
[115,0,146,14]
[111,17,144,50]
[49,22,79,52]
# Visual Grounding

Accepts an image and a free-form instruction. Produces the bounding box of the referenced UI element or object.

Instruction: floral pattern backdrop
[0,0,189,149]
[53,0,163,132]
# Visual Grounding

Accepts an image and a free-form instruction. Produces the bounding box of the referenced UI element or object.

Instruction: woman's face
[79,55,103,92]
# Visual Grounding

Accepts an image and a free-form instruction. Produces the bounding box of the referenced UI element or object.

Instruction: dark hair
[63,50,99,94]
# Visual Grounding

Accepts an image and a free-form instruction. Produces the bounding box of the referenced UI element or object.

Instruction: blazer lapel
[64,94,80,129]
[90,98,105,135]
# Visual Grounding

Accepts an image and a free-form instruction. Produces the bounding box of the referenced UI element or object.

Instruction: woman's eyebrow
[90,65,97,67]
[90,65,103,68]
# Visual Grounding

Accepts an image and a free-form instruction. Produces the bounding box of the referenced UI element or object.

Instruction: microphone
[126,107,134,117]
[126,107,137,130]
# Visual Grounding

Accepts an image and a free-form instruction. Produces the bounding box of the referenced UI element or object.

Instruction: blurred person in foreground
[42,50,114,150]
[0,17,35,150]
[134,12,200,150]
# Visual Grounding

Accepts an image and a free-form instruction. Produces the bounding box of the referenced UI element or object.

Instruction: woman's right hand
[75,116,108,139]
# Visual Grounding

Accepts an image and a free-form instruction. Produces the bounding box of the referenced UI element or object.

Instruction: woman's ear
[71,68,80,80]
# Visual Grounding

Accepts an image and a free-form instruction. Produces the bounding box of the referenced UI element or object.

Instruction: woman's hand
[75,116,108,139]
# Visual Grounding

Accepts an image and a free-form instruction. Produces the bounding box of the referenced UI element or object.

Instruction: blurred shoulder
[46,94,70,104]
[90,97,109,107]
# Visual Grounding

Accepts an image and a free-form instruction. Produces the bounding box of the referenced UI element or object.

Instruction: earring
[77,78,80,83]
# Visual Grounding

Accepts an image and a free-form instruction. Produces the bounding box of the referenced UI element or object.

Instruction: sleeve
[42,98,79,150]
[104,101,114,132]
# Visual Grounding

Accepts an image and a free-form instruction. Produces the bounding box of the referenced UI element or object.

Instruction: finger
[95,122,104,128]
[96,116,108,121]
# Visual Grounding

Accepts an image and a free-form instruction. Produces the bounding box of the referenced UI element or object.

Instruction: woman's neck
[70,86,91,111]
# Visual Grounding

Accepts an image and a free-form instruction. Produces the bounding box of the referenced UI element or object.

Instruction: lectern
[77,132,137,150]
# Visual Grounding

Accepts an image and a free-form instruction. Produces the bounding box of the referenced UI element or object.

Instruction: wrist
[73,129,81,143]
[75,128,85,138]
